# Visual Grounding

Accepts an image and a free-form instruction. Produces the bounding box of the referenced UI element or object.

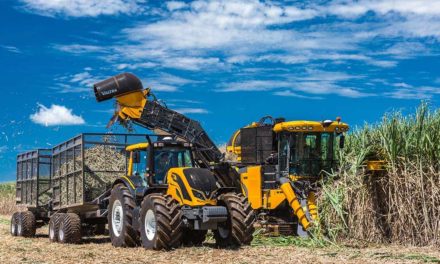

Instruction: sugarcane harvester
[94,73,349,235]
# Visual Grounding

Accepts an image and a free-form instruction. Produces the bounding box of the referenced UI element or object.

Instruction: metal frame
[16,149,51,208]
[51,133,151,210]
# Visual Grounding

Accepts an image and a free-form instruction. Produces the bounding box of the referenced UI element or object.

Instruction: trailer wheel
[49,213,63,242]
[10,212,19,236]
[58,213,82,244]
[182,230,207,246]
[140,195,182,250]
[108,184,139,247]
[18,211,36,237]
[214,193,255,248]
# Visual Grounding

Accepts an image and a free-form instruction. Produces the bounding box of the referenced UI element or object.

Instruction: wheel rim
[17,221,22,235]
[49,223,54,240]
[11,221,15,235]
[59,222,64,241]
[144,209,156,241]
[218,225,230,239]
[112,200,123,237]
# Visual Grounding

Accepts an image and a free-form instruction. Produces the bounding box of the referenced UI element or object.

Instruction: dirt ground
[0,215,439,264]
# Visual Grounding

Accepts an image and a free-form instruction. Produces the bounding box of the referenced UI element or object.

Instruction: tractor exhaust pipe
[93,72,143,102]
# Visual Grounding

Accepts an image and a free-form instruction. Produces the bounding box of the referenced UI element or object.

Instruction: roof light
[322,120,333,127]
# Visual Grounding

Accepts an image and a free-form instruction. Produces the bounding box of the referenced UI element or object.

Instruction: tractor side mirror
[339,134,345,149]
[132,151,141,164]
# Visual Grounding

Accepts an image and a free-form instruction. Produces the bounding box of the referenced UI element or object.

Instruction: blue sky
[1,0,440,181]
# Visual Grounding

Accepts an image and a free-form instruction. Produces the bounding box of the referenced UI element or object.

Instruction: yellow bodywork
[166,167,217,207]
[273,120,349,133]
[240,165,316,230]
[116,89,149,120]
[366,160,386,171]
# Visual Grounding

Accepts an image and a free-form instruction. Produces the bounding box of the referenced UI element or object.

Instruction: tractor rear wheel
[10,212,19,236]
[18,211,36,237]
[140,194,182,250]
[214,193,255,248]
[58,213,82,244]
[108,184,139,247]
[182,230,207,246]
[49,213,63,242]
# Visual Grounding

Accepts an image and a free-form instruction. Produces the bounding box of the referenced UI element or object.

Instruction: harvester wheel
[58,213,82,244]
[214,193,255,248]
[18,211,36,237]
[10,212,19,236]
[108,184,139,247]
[49,213,63,242]
[140,194,182,250]
[182,230,207,246]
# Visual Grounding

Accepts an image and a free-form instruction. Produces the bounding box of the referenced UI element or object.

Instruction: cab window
[132,150,148,178]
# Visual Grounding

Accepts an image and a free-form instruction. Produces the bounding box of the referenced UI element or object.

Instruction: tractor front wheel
[214,193,255,248]
[139,194,182,250]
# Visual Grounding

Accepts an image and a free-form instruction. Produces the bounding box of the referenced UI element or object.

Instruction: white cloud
[54,70,102,93]
[273,90,322,99]
[1,45,22,54]
[166,1,187,11]
[30,104,85,126]
[384,86,440,100]
[20,0,145,17]
[174,108,209,114]
[327,0,440,18]
[53,44,106,54]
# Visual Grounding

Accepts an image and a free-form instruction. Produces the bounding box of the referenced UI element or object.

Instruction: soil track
[0,215,439,264]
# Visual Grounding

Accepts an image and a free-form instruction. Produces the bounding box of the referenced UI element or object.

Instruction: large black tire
[10,212,19,236]
[108,184,139,247]
[182,229,207,246]
[18,211,36,237]
[49,213,63,242]
[214,193,255,248]
[139,194,182,250]
[58,213,82,244]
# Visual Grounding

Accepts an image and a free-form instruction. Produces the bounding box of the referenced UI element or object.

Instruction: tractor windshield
[154,147,194,184]
[278,132,335,177]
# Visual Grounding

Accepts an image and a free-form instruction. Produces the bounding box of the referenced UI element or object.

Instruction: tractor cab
[126,137,195,186]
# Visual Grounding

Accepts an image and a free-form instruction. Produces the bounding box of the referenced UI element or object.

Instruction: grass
[0,182,16,215]
[319,102,440,246]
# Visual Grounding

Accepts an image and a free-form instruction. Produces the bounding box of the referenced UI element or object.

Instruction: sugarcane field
[2,1,440,263]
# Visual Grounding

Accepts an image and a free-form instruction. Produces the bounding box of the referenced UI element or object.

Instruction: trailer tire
[10,212,19,236]
[58,213,82,244]
[140,195,182,250]
[18,211,36,237]
[49,213,63,242]
[182,230,207,246]
[214,193,255,248]
[108,184,139,247]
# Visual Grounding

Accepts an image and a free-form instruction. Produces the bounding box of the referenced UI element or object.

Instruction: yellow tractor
[226,117,349,235]
[108,136,254,249]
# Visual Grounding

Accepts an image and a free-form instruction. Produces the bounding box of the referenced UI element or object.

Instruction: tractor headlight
[192,190,205,200]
